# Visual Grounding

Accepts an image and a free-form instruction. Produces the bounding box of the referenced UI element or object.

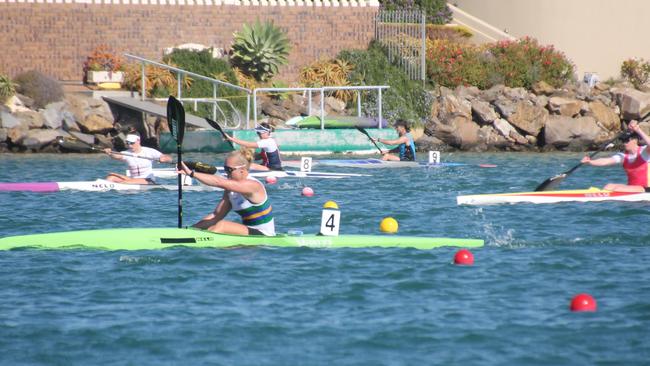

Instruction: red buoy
[570,293,597,312]
[454,249,474,265]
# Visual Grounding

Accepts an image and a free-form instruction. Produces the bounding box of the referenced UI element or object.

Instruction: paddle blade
[535,174,566,192]
[185,161,218,175]
[166,96,186,144]
[205,118,235,150]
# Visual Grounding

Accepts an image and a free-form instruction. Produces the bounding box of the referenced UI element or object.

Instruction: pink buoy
[265,176,278,184]
[302,186,314,197]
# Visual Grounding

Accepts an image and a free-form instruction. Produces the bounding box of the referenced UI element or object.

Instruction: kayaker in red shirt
[581,120,650,192]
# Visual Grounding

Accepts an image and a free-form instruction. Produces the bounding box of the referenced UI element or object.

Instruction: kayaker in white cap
[103,132,172,184]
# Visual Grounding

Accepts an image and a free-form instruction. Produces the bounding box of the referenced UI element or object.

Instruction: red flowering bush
[425,40,493,89]
[425,37,574,90]
[487,37,574,89]
[621,58,650,89]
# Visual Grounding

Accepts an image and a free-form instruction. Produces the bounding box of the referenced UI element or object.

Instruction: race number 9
[428,151,441,164]
[301,157,313,172]
[320,209,340,236]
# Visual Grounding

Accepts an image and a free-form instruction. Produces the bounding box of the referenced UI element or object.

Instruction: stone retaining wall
[0,3,378,82]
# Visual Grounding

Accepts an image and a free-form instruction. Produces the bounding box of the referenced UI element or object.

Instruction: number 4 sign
[320,208,340,236]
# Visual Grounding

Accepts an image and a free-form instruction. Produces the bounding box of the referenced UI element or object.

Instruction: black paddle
[535,134,621,192]
[355,127,384,154]
[205,118,235,150]
[57,136,217,174]
[167,96,186,228]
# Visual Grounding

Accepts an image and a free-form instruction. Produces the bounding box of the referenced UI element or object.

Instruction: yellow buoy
[379,217,398,234]
[323,200,339,209]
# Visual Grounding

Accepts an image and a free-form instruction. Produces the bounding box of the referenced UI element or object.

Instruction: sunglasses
[126,141,136,145]
[223,164,246,174]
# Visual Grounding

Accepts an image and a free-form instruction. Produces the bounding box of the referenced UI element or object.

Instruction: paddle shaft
[356,127,384,154]
[534,136,620,191]
[167,96,186,228]
[205,118,235,150]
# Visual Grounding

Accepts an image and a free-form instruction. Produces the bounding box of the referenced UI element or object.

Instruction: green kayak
[286,116,388,129]
[0,228,483,251]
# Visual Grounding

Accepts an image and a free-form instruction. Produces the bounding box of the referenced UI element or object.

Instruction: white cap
[125,134,140,143]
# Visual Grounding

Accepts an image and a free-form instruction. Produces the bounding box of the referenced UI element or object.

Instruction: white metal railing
[252,85,390,129]
[125,54,251,128]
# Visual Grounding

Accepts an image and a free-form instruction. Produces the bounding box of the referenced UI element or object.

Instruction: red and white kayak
[457,187,650,205]
[0,179,221,193]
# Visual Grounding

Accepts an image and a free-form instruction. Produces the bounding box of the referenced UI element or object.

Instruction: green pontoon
[0,228,483,251]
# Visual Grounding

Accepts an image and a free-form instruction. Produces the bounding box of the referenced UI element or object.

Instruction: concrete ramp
[102,96,211,129]
[448,3,516,44]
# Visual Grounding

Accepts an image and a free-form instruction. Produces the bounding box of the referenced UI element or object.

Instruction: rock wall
[422,81,650,152]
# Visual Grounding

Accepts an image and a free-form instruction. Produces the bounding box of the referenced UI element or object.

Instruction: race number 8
[301,157,313,172]
[320,209,340,236]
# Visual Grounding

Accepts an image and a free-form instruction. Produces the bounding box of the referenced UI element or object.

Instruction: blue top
[399,133,416,161]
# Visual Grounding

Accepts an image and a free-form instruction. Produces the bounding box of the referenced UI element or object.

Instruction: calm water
[0,152,648,365]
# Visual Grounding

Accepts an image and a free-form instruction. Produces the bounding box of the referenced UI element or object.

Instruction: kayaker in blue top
[177,148,275,236]
[372,119,416,161]
[225,123,283,171]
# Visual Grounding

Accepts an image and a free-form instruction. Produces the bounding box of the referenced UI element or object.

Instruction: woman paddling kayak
[581,120,650,192]
[371,119,416,161]
[224,123,283,171]
[177,148,276,236]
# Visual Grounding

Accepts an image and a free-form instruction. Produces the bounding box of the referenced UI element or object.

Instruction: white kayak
[282,158,490,169]
[147,168,371,179]
[457,187,650,205]
[0,179,222,193]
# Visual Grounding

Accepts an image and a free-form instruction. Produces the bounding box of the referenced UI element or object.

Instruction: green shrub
[0,73,16,104]
[163,48,246,118]
[338,42,432,126]
[621,58,650,89]
[487,37,574,89]
[14,70,64,108]
[231,20,291,82]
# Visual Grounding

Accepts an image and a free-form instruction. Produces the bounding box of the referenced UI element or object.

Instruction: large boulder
[41,101,66,129]
[0,128,7,142]
[22,129,68,150]
[0,110,21,129]
[586,101,620,132]
[493,118,527,144]
[471,100,499,124]
[7,125,28,144]
[78,114,114,134]
[261,99,292,121]
[547,97,582,117]
[437,94,472,121]
[544,116,603,150]
[507,102,548,136]
[502,87,529,101]
[324,97,346,114]
[479,84,506,102]
[532,81,555,95]
[493,98,517,119]
[613,88,650,120]
[15,110,45,129]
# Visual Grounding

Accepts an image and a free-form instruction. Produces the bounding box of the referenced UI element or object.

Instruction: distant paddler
[177,148,276,236]
[581,120,650,192]
[103,133,172,184]
[371,119,416,161]
[224,123,283,171]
